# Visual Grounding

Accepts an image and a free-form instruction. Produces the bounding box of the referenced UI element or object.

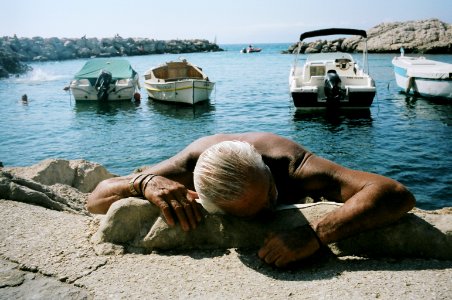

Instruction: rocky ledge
[1,159,451,298]
[284,18,452,54]
[0,35,223,78]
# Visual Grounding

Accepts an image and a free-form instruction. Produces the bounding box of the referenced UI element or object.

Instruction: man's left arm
[258,154,416,267]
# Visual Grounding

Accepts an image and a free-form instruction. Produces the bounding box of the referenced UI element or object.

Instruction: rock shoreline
[0,159,451,298]
[284,18,452,54]
[0,35,223,78]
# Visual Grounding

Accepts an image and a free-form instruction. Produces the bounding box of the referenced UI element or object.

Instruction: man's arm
[86,134,232,231]
[86,139,203,230]
[259,154,416,267]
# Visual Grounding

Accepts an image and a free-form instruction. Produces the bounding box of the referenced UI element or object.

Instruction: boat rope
[406,77,415,94]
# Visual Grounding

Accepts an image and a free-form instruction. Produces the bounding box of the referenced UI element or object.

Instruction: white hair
[193,140,267,213]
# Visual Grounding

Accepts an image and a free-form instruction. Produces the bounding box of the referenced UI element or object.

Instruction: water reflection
[398,93,452,125]
[293,108,372,128]
[73,100,141,115]
[403,93,452,106]
[147,99,215,120]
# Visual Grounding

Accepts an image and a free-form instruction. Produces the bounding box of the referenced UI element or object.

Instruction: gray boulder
[356,18,452,53]
[92,198,452,260]
[285,18,452,54]
[5,158,116,193]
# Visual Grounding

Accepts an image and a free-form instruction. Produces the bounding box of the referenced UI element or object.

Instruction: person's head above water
[193,140,278,217]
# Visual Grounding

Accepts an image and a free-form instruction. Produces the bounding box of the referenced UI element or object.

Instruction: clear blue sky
[1,0,451,44]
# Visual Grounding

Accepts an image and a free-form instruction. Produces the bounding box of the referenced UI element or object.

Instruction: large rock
[285,18,452,54]
[355,18,452,53]
[1,198,451,299]
[92,197,452,260]
[5,158,116,193]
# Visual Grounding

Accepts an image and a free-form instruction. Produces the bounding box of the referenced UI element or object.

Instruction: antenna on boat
[363,36,369,75]
[292,41,302,76]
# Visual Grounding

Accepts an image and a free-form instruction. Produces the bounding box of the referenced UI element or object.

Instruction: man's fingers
[170,199,190,232]
[274,256,290,268]
[153,198,175,227]
[187,190,202,222]
[174,192,197,230]
[258,234,291,266]
[258,234,278,259]
[263,249,281,264]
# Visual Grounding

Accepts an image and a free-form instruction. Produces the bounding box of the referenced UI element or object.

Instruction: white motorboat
[289,28,376,110]
[143,59,215,105]
[392,49,452,99]
[69,58,140,101]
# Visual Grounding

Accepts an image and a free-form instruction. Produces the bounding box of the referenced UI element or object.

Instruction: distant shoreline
[1,18,451,78]
[0,37,223,78]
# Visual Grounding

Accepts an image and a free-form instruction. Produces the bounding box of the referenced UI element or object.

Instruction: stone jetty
[0,159,451,298]
[0,35,223,78]
[284,18,452,54]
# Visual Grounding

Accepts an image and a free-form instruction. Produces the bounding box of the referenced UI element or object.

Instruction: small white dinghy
[392,49,452,99]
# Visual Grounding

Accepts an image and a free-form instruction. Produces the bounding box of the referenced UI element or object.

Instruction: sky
[1,0,451,44]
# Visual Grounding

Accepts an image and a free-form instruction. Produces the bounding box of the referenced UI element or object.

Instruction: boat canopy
[74,58,137,80]
[299,28,367,41]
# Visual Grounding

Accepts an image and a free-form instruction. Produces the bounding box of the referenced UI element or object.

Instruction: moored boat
[392,49,452,99]
[289,28,376,110]
[69,58,140,101]
[240,45,262,53]
[143,59,215,105]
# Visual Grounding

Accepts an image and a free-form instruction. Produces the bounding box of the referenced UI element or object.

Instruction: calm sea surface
[0,43,451,209]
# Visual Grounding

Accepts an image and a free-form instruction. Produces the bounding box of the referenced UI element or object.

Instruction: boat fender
[95,70,112,101]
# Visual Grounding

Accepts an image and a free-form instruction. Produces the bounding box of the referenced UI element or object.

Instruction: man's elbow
[86,194,103,214]
[392,182,416,213]
[86,181,110,214]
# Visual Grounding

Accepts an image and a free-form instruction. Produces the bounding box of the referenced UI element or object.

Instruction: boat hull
[144,80,215,105]
[70,80,139,101]
[291,89,375,109]
[393,65,452,98]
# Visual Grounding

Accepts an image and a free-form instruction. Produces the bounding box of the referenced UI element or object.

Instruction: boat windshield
[306,52,354,62]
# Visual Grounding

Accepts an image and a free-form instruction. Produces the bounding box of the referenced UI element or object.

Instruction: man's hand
[142,175,202,231]
[258,224,321,267]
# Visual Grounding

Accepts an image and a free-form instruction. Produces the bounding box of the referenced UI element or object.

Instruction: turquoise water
[0,43,451,209]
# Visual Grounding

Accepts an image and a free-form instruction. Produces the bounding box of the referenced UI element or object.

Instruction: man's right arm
[86,134,228,230]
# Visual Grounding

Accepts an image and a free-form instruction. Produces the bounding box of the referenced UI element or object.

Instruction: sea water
[0,43,450,209]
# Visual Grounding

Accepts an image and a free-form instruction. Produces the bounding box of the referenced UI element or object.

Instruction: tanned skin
[87,132,415,267]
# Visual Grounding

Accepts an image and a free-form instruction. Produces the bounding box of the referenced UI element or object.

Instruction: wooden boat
[69,58,140,101]
[289,28,376,110]
[392,49,452,99]
[143,59,215,105]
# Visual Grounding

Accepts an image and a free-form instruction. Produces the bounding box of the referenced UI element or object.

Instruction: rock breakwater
[284,18,452,54]
[0,35,223,78]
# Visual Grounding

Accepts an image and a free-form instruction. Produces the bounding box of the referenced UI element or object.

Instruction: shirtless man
[87,132,415,267]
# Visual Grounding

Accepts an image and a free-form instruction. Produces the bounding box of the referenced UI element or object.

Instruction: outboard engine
[324,70,344,104]
[95,70,112,101]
